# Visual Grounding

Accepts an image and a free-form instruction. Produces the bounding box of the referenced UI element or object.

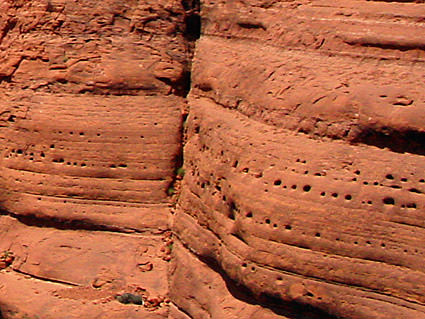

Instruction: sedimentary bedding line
[176,204,425,309]
[177,233,425,313]
[204,33,425,64]
[177,239,339,319]
[3,166,171,182]
[170,302,194,319]
[0,209,168,235]
[11,269,78,287]
[8,190,171,206]
[13,192,172,207]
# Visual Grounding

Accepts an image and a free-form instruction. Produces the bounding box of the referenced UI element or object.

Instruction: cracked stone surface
[171,1,425,319]
[0,0,187,318]
[1,0,425,319]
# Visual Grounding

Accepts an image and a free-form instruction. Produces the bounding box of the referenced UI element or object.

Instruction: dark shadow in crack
[197,255,339,319]
[351,126,425,157]
[0,206,132,233]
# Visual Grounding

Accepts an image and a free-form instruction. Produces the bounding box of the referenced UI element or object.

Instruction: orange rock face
[0,0,189,318]
[1,0,425,319]
[171,1,425,319]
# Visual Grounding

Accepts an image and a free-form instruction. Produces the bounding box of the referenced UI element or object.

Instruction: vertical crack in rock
[167,0,201,198]
[181,0,201,98]
[157,1,200,98]
[172,0,425,318]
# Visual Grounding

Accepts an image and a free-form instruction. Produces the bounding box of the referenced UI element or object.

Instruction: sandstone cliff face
[1,0,425,319]
[0,0,191,317]
[171,1,425,319]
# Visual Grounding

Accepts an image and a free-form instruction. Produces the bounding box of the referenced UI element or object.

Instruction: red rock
[2,0,425,318]
[171,1,425,318]
[0,0,191,317]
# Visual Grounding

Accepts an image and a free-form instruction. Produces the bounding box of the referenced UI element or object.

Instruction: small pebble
[116,293,144,305]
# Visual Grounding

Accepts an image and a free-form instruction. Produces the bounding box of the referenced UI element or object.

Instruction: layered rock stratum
[1,0,425,319]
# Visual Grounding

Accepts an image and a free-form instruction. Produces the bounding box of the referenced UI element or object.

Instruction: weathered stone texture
[172,1,425,318]
[1,0,425,318]
[0,0,189,317]
[0,95,181,230]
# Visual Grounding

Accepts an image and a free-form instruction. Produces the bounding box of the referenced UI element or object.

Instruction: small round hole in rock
[303,185,311,192]
[383,197,395,205]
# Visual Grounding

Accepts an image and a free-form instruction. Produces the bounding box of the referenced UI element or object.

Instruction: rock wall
[0,0,191,317]
[171,1,425,319]
[1,0,425,318]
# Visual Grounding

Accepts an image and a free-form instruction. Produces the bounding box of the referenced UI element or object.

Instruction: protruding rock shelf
[171,1,425,319]
[1,0,425,318]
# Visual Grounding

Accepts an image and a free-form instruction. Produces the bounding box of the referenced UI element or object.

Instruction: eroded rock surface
[1,0,425,319]
[172,1,425,319]
[0,0,191,317]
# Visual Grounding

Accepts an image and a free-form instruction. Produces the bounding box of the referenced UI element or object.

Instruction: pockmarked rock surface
[0,0,191,318]
[1,0,425,319]
[171,1,425,319]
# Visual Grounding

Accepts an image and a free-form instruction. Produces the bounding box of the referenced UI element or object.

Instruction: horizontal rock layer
[0,0,191,317]
[0,94,182,230]
[192,0,425,153]
[0,215,170,318]
[1,0,425,318]
[172,1,425,318]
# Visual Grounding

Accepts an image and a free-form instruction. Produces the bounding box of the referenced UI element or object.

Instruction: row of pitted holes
[198,132,425,196]
[191,136,422,256]
[210,163,421,255]
[49,129,151,139]
[231,158,423,211]
[240,261,314,300]
[6,128,148,162]
[217,189,399,252]
[8,144,129,169]
[34,196,132,208]
[240,210,420,255]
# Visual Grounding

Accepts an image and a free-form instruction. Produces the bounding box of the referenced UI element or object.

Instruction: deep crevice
[180,0,201,98]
